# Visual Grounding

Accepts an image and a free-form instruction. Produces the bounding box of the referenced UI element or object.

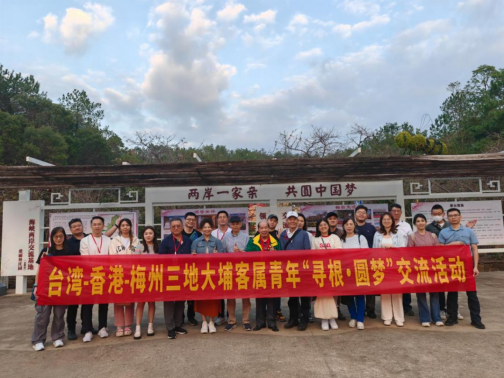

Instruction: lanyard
[217,227,228,241]
[91,235,103,254]
[172,235,182,254]
[260,237,271,251]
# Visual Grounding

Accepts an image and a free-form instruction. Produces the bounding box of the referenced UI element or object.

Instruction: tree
[0,112,27,164]
[67,127,116,165]
[23,126,69,165]
[0,64,46,115]
[59,89,104,132]
[276,126,342,158]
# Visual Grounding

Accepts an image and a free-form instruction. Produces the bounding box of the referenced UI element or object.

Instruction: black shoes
[445,318,458,326]
[297,322,308,331]
[405,309,415,316]
[253,324,266,331]
[67,329,77,341]
[471,321,486,329]
[175,326,188,334]
[188,318,198,326]
[270,325,280,332]
[168,330,176,339]
[284,319,299,329]
[366,311,377,319]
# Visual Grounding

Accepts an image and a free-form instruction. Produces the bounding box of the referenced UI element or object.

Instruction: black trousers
[403,293,412,312]
[81,303,108,333]
[439,292,446,312]
[447,291,481,323]
[66,304,79,331]
[256,298,277,328]
[186,301,195,320]
[365,295,375,312]
[288,297,311,323]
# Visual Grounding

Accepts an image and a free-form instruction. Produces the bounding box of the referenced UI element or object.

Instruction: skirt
[194,300,221,317]
[314,296,338,319]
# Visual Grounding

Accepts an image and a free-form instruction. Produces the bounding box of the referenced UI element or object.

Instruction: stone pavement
[1,272,503,378]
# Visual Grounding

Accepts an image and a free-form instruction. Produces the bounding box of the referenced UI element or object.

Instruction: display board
[411,200,504,245]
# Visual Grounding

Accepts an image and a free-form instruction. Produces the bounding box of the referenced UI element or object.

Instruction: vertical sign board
[1,201,44,276]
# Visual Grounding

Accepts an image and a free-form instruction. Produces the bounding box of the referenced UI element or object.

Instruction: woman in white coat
[109,218,139,337]
[311,218,342,331]
[373,212,408,327]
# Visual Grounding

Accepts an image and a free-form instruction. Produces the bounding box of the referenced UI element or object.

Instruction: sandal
[116,328,124,337]
[124,327,132,336]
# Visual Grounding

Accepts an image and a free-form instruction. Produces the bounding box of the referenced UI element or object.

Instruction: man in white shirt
[389,204,414,317]
[80,216,111,342]
[210,210,231,325]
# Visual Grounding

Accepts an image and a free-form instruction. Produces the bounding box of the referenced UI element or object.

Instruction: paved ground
[1,272,503,378]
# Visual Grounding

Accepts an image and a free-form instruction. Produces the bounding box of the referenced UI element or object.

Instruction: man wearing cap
[326,211,343,237]
[280,211,312,331]
[222,216,252,331]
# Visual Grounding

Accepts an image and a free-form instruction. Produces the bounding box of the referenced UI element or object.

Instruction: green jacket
[245,234,280,251]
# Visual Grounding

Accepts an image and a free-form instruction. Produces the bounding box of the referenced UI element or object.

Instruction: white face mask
[432,216,443,223]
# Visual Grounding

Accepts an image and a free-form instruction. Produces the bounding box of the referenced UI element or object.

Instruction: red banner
[37,246,476,305]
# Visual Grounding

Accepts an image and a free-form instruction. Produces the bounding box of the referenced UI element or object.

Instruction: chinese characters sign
[36,246,476,305]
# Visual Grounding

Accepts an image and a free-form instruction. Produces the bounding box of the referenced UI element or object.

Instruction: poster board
[411,201,504,245]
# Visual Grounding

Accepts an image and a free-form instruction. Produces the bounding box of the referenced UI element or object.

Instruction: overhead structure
[1,153,504,189]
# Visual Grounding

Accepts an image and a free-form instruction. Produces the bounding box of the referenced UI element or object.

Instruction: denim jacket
[373,232,408,248]
[191,235,224,254]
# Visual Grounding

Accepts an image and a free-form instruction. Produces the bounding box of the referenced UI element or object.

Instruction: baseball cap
[326,211,338,218]
[267,214,279,221]
[229,215,242,223]
[286,211,299,219]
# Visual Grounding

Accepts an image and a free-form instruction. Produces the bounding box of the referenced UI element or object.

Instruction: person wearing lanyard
[191,218,225,334]
[159,218,192,339]
[211,210,231,326]
[79,216,112,342]
[373,213,408,327]
[246,220,281,332]
[222,216,252,331]
[311,218,342,331]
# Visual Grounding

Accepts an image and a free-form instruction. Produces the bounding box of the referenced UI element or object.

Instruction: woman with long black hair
[31,227,71,351]
[133,226,159,339]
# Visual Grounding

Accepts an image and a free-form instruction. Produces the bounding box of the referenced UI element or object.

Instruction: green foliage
[23,126,68,165]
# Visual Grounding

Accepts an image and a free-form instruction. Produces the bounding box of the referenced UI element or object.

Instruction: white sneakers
[201,321,208,334]
[384,320,392,326]
[348,319,357,328]
[53,339,64,348]
[440,311,447,320]
[147,323,155,336]
[83,332,93,343]
[208,321,217,334]
[396,321,404,327]
[422,322,430,327]
[457,311,464,320]
[98,327,109,338]
[321,319,329,331]
[435,321,444,327]
[33,342,45,351]
[329,319,338,330]
[134,326,142,340]
[357,322,364,330]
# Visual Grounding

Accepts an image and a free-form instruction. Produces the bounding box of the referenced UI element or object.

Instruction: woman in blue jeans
[407,214,444,327]
[340,218,369,330]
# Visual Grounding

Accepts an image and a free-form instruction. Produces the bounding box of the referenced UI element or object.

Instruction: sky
[1,0,504,150]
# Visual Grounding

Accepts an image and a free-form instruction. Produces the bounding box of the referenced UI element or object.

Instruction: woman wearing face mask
[191,218,224,334]
[408,214,444,327]
[133,226,159,339]
[340,218,368,330]
[373,213,408,327]
[109,218,140,337]
[311,219,342,331]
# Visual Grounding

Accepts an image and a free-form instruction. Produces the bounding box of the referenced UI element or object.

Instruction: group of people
[31,204,485,351]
